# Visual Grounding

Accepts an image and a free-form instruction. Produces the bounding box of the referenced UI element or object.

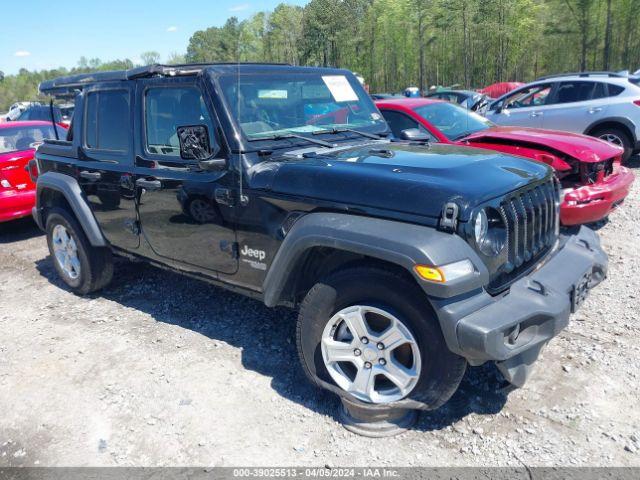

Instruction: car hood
[463,126,623,162]
[249,142,551,221]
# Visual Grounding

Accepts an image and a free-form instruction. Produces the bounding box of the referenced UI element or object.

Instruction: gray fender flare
[35,171,107,247]
[262,212,488,307]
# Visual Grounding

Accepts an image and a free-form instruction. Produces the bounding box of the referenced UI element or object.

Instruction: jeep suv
[32,64,607,433]
[485,72,640,160]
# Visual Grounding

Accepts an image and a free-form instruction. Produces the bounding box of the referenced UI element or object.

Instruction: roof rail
[39,62,292,97]
[536,71,627,81]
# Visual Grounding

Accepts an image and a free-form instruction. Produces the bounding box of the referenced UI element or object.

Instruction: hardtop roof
[39,63,352,97]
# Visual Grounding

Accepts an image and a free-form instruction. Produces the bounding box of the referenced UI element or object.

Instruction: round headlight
[474,208,506,257]
[474,209,488,245]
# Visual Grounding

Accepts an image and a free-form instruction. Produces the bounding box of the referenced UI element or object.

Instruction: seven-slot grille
[500,178,559,271]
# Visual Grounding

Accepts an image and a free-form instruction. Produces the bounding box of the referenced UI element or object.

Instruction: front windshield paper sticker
[322,75,358,102]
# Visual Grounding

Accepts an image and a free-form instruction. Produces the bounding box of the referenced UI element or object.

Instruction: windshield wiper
[312,127,384,140]
[252,133,335,148]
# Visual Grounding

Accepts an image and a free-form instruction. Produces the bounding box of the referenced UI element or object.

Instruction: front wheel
[296,266,466,410]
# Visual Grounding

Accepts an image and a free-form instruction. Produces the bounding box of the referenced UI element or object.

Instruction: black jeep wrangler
[33,64,607,434]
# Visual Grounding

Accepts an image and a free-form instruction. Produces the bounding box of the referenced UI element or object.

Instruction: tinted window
[553,81,604,104]
[380,110,435,141]
[608,84,625,96]
[0,125,65,154]
[84,90,130,151]
[504,84,552,109]
[144,86,215,157]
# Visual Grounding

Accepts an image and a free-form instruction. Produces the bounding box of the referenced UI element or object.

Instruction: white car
[485,72,640,159]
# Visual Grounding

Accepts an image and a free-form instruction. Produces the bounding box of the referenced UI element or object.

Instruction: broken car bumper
[436,226,608,387]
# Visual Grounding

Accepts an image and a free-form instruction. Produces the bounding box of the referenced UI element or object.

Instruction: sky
[1,0,309,75]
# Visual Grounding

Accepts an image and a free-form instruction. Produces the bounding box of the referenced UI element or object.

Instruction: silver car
[485,72,640,159]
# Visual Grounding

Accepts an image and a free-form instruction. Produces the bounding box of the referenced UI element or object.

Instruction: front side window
[217,73,386,140]
[144,86,216,157]
[84,90,130,151]
[504,84,552,109]
[380,110,436,141]
[413,102,492,141]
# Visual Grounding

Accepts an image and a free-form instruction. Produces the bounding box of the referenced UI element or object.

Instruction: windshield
[0,125,66,154]
[218,73,386,141]
[413,102,492,140]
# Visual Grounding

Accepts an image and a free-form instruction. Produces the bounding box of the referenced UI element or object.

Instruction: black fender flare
[262,212,488,307]
[34,171,107,247]
[584,116,637,144]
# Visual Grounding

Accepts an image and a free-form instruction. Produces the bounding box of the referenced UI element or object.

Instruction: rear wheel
[45,207,113,294]
[592,127,633,161]
[297,266,466,410]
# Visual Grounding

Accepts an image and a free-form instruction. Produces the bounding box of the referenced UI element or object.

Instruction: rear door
[134,75,238,275]
[541,80,608,133]
[487,83,553,128]
[76,84,139,250]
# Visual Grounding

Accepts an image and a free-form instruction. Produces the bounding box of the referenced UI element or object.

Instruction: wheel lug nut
[364,362,372,369]
[354,348,361,356]
[377,342,385,350]
[361,337,369,345]
[379,358,387,366]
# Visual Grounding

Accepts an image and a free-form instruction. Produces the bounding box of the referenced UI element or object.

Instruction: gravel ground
[1,159,639,467]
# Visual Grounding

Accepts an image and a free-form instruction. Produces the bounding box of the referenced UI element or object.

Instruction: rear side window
[552,81,611,104]
[84,90,131,152]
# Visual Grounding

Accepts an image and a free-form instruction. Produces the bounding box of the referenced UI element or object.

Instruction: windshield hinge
[439,202,459,232]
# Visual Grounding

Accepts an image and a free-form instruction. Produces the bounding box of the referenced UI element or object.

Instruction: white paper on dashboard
[322,75,358,102]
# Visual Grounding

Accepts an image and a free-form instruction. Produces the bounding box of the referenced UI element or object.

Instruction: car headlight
[474,208,506,257]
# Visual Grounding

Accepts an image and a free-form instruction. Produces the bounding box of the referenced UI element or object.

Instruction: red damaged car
[376,98,634,226]
[0,121,67,223]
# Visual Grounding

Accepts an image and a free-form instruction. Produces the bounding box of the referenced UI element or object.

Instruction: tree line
[2,0,639,111]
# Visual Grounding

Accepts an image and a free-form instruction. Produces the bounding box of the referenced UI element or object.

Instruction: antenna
[49,98,59,141]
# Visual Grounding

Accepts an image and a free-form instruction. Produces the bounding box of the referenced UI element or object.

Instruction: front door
[77,84,139,250]
[488,83,553,128]
[134,77,238,275]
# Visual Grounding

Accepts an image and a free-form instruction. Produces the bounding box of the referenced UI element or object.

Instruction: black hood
[249,142,552,221]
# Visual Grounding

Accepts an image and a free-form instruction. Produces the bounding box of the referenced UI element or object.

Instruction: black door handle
[80,170,101,181]
[136,178,162,190]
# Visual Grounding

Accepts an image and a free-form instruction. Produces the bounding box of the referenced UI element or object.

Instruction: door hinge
[215,188,235,206]
[220,240,239,259]
[124,218,140,235]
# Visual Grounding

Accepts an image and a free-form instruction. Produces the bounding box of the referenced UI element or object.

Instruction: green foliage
[2,0,639,110]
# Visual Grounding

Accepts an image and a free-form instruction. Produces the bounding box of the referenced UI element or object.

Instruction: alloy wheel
[52,224,81,280]
[599,133,623,147]
[321,305,421,404]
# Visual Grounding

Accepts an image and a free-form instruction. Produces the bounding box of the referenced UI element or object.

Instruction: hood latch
[439,202,459,232]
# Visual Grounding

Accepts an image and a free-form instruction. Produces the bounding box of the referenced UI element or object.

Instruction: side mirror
[400,128,431,142]
[177,124,226,171]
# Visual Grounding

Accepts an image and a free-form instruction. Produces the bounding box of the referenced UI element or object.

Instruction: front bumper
[0,189,35,223]
[434,226,607,387]
[560,167,635,226]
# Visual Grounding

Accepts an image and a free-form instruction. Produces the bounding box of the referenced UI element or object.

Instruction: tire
[297,266,467,411]
[592,126,633,161]
[45,207,113,295]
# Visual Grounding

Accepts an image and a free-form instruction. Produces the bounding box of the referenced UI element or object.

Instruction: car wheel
[297,266,466,410]
[45,207,113,294]
[593,127,632,161]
